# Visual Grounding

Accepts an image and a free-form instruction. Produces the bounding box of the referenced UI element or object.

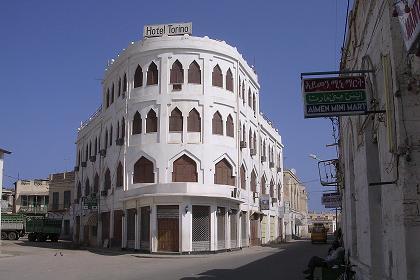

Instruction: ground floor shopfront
[75,195,283,253]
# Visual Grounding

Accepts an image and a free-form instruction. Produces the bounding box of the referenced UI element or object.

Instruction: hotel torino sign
[143,22,192,38]
[302,76,367,118]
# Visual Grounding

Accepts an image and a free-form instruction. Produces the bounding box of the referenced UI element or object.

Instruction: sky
[0,0,349,212]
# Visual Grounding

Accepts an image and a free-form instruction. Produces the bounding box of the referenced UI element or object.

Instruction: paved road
[0,239,330,280]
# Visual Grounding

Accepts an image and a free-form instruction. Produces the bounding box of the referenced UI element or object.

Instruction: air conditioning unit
[277,167,282,173]
[99,149,106,157]
[90,155,96,162]
[116,138,124,146]
[250,149,256,156]
[101,190,108,196]
[81,162,87,167]
[74,166,79,172]
[261,156,266,163]
[240,141,247,149]
[172,83,182,91]
[269,162,275,168]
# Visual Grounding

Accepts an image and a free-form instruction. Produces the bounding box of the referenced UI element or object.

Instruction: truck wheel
[1,232,8,240]
[28,233,36,242]
[38,234,47,242]
[50,234,59,242]
[8,232,17,241]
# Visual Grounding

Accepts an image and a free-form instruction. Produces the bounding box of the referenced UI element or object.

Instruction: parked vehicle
[26,216,61,242]
[311,225,327,243]
[1,214,25,240]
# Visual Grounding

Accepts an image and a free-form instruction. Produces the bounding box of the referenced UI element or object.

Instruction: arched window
[170,60,184,84]
[187,108,201,132]
[85,178,90,196]
[111,83,115,103]
[212,64,223,87]
[104,168,111,190]
[116,121,120,140]
[121,118,125,140]
[226,115,234,137]
[116,162,123,188]
[277,183,282,200]
[251,170,257,192]
[242,124,246,144]
[77,181,82,201]
[109,125,113,146]
[106,89,110,108]
[261,176,266,194]
[253,132,257,152]
[226,68,233,92]
[242,81,245,105]
[249,129,253,149]
[169,107,183,132]
[89,141,92,157]
[214,159,235,186]
[212,111,223,135]
[239,78,241,98]
[133,157,154,183]
[94,137,98,155]
[132,112,142,135]
[253,93,256,112]
[270,179,275,198]
[134,65,143,88]
[240,165,246,190]
[93,173,99,193]
[188,61,201,84]
[172,155,198,182]
[248,89,252,108]
[147,62,158,85]
[104,129,108,148]
[85,145,88,162]
[146,109,158,133]
[118,78,121,97]
[123,73,127,92]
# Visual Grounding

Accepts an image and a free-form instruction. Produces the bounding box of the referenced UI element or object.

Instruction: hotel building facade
[73,27,284,252]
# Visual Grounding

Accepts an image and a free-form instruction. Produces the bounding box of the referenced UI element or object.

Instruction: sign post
[321,192,341,208]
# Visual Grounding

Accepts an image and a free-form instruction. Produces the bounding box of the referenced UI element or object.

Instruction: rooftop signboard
[143,22,192,38]
[302,76,367,118]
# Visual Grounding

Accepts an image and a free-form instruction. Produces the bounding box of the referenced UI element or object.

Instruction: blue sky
[0,1,349,211]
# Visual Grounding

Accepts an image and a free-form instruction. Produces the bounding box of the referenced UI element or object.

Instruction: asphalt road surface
[0,239,330,280]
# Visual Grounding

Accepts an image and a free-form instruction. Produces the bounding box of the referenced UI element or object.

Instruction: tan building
[14,179,49,214]
[308,211,338,233]
[283,169,308,240]
[48,172,74,240]
[1,188,14,214]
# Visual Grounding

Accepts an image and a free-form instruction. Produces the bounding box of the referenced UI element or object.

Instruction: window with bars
[170,60,184,84]
[187,108,201,132]
[169,108,183,132]
[214,159,235,186]
[212,64,223,87]
[212,111,223,135]
[134,157,154,183]
[104,169,111,190]
[172,155,198,182]
[226,115,234,137]
[146,109,158,133]
[188,61,201,84]
[132,112,142,135]
[116,162,123,188]
[147,62,158,85]
[226,68,233,92]
[134,65,143,88]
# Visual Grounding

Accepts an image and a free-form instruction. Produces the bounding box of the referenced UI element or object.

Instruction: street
[0,239,329,280]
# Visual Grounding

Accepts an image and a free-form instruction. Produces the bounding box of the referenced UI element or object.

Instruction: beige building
[308,211,338,233]
[283,169,308,240]
[1,188,14,214]
[14,179,49,214]
[48,172,74,240]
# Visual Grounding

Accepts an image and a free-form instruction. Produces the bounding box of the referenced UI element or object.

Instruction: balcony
[18,205,48,214]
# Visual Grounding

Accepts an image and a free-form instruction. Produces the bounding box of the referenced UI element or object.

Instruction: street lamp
[309,154,323,161]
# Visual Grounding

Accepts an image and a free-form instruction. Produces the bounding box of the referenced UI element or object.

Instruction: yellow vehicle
[311,225,327,243]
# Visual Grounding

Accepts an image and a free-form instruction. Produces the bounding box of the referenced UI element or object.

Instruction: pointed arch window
[147,62,158,85]
[253,132,257,152]
[212,111,223,135]
[121,118,125,140]
[172,155,198,182]
[170,60,184,84]
[188,61,201,84]
[251,170,257,192]
[116,162,123,188]
[248,89,252,108]
[249,129,253,149]
[187,108,201,132]
[242,124,246,144]
[214,159,235,186]
[104,129,108,148]
[278,183,282,200]
[118,78,121,97]
[132,112,142,135]
[116,121,120,140]
[106,89,110,108]
[242,81,245,105]
[240,165,246,190]
[134,157,154,183]
[226,68,233,92]
[85,178,90,196]
[104,168,111,190]
[253,93,256,112]
[239,78,242,98]
[77,181,82,201]
[109,125,113,146]
[261,176,266,194]
[123,73,127,92]
[94,137,98,155]
[212,64,223,87]
[111,83,115,104]
[226,114,234,137]
[146,109,158,133]
[134,65,143,88]
[169,107,183,132]
[270,179,275,198]
[93,173,99,193]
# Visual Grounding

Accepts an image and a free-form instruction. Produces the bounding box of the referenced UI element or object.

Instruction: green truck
[1,214,62,242]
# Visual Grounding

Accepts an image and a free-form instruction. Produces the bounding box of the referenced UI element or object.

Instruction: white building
[339,1,420,279]
[73,25,284,252]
